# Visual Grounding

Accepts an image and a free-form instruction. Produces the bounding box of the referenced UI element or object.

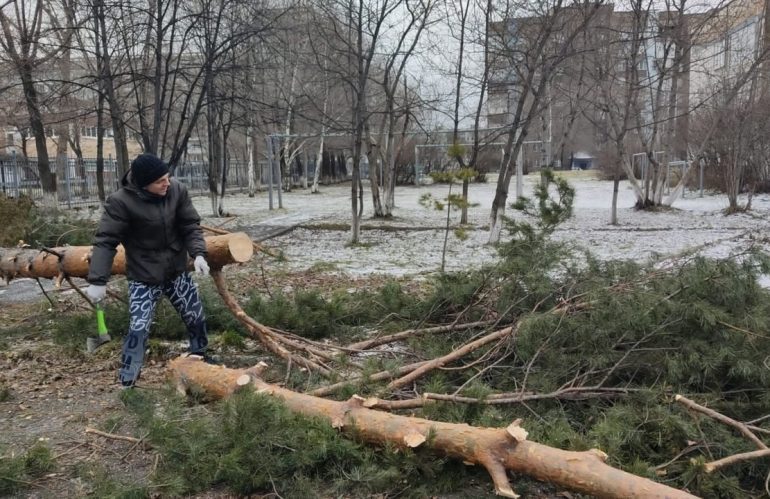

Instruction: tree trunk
[489,127,522,244]
[312,52,330,195]
[368,145,384,217]
[0,233,253,282]
[247,130,257,197]
[312,138,324,193]
[20,72,56,203]
[206,93,222,216]
[217,118,232,217]
[611,175,619,225]
[96,89,106,202]
[168,356,699,499]
[95,0,130,178]
[351,149,362,244]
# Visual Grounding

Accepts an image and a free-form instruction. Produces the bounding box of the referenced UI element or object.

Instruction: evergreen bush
[0,444,55,495]
[0,194,95,247]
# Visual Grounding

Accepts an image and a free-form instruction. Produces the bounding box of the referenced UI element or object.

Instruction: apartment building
[486,0,769,171]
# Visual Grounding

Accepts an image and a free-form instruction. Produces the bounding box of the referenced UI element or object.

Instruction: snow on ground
[194,172,770,279]
[0,172,770,303]
[2,172,768,304]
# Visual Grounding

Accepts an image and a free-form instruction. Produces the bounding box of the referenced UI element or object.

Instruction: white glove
[86,284,107,303]
[194,255,210,275]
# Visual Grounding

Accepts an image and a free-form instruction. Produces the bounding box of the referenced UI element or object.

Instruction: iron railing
[0,154,354,208]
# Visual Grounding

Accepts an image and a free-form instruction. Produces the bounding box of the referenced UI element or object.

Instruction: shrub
[0,195,35,246]
[0,444,55,495]
[0,194,96,247]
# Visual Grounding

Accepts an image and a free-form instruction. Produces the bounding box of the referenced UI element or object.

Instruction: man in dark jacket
[85,153,211,388]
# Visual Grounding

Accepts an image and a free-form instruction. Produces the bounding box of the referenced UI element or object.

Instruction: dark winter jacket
[87,171,207,285]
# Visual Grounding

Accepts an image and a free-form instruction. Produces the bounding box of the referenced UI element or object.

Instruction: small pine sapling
[498,169,575,277]
[419,168,479,272]
[509,169,574,239]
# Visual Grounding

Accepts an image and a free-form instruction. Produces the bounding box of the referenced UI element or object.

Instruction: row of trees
[483,0,770,240]
[1,0,769,241]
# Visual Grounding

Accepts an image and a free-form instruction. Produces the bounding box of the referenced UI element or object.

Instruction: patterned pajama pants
[119,272,208,385]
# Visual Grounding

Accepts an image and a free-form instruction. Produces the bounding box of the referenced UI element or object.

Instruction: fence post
[265,136,275,210]
[0,157,5,196]
[12,150,20,198]
[699,160,704,197]
[64,156,72,209]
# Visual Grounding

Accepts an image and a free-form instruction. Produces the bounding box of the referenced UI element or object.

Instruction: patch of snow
[196,173,770,278]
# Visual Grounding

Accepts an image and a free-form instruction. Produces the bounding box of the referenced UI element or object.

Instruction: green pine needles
[420,167,480,272]
[0,444,55,496]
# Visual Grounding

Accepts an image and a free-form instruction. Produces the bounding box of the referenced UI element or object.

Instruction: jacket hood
[121,170,139,192]
[121,169,166,202]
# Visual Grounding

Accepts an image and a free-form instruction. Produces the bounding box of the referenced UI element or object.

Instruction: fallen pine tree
[0,232,254,281]
[168,355,698,499]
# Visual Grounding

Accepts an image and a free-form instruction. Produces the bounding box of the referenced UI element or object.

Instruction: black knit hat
[131,153,169,187]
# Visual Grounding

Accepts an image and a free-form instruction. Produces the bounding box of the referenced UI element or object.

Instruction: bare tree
[694,84,770,212]
[590,0,769,213]
[310,47,331,194]
[312,0,420,243]
[581,2,650,222]
[43,0,82,195]
[92,0,131,177]
[441,0,495,224]
[487,0,603,243]
[665,0,770,206]
[365,0,435,218]
[64,0,111,199]
[196,0,245,215]
[0,0,70,204]
[622,0,698,209]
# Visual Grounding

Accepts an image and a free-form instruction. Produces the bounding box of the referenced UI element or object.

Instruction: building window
[80,127,114,138]
[696,41,725,71]
[81,127,99,138]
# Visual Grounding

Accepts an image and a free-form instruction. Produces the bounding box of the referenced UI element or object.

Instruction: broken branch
[168,356,699,499]
[386,325,517,391]
[675,394,767,450]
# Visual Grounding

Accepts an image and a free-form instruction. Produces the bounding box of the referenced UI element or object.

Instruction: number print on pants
[119,273,208,384]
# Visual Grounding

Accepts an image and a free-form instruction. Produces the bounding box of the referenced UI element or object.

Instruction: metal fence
[0,154,350,208]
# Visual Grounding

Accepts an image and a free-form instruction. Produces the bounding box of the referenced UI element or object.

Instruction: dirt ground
[1,351,128,495]
[0,293,176,498]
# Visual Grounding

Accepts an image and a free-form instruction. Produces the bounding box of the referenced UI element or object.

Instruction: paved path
[240,224,297,242]
[0,276,71,305]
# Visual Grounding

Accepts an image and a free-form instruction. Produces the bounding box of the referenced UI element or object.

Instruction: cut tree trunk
[0,233,253,282]
[168,356,699,499]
